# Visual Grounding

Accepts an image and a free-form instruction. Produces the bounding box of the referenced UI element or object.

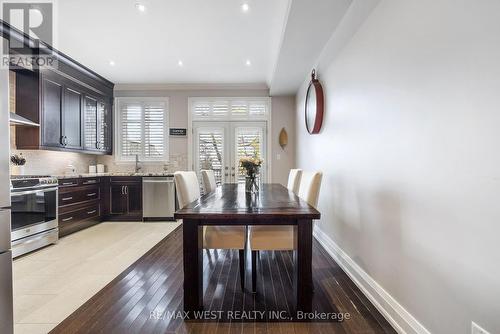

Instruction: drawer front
[80,177,100,186]
[59,186,100,206]
[110,176,142,184]
[58,178,79,188]
[59,202,100,225]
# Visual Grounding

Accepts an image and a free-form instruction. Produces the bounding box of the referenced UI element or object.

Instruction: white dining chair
[249,170,323,292]
[174,171,247,290]
[201,169,217,193]
[287,169,302,194]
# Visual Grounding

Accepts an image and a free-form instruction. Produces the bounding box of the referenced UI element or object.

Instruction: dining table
[174,183,321,315]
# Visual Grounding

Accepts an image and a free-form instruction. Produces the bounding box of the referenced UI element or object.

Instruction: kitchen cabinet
[11,32,114,154]
[107,177,143,221]
[40,72,83,149]
[84,96,112,154]
[40,75,63,148]
[62,86,83,149]
[58,177,103,237]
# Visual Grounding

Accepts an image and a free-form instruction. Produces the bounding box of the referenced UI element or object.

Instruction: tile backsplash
[97,154,188,173]
[10,150,98,175]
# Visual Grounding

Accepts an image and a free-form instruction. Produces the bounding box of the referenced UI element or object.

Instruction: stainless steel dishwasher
[142,177,176,221]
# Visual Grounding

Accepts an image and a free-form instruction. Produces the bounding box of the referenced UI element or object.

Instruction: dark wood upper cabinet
[62,86,83,149]
[7,20,115,155]
[40,75,63,148]
[14,68,113,154]
[84,96,112,154]
[84,95,98,151]
[98,99,112,153]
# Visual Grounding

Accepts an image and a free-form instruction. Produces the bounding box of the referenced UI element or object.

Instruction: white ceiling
[55,0,289,85]
[53,0,353,94]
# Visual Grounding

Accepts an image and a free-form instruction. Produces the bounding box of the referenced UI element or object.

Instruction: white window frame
[187,97,272,181]
[114,97,169,163]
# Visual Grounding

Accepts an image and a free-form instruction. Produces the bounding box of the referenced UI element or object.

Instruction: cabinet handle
[83,180,96,184]
[87,210,97,215]
[86,192,97,197]
[62,182,74,186]
[125,186,128,195]
[61,196,73,201]
[62,216,73,222]
[121,186,124,195]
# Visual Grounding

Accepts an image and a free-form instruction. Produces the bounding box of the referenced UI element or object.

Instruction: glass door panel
[233,124,266,183]
[193,124,228,188]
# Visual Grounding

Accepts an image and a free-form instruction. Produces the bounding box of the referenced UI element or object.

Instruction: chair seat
[204,226,246,249]
[250,226,294,251]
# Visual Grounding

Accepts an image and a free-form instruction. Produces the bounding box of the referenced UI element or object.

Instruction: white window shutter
[117,98,168,161]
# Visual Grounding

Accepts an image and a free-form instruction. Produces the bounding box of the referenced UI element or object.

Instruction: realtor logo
[1,1,57,69]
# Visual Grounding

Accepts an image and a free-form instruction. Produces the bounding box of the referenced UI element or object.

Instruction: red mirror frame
[305,69,324,134]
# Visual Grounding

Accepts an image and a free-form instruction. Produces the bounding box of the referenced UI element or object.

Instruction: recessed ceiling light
[109,60,115,66]
[177,60,183,67]
[245,59,251,66]
[241,3,249,12]
[135,2,146,12]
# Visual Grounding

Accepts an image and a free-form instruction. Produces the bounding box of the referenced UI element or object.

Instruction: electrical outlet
[472,322,490,334]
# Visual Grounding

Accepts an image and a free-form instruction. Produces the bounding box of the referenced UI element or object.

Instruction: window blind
[117,99,168,161]
[191,98,269,121]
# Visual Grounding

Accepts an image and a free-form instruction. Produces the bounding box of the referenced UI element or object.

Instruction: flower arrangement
[10,154,26,175]
[239,157,262,177]
[240,157,263,193]
[10,154,26,166]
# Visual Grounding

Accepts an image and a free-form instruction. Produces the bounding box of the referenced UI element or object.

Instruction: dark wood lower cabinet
[57,176,144,237]
[107,177,143,221]
[58,177,103,237]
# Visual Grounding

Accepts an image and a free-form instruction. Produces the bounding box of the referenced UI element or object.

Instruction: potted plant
[239,157,262,193]
[10,154,26,175]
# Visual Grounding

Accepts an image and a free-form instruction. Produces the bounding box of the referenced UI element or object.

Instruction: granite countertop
[55,172,175,179]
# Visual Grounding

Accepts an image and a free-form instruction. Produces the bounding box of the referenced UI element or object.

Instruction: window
[191,97,270,121]
[115,97,169,162]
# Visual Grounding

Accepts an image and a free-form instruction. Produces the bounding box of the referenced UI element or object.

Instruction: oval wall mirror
[304,69,324,134]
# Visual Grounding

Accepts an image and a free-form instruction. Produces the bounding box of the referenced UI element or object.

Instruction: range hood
[9,112,39,127]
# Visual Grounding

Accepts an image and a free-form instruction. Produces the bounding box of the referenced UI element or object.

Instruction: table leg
[293,219,313,313]
[183,219,203,314]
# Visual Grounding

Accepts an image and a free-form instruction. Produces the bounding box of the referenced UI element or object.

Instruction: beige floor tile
[14,323,56,334]
[13,221,181,332]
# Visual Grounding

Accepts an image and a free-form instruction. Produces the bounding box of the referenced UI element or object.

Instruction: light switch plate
[472,322,490,334]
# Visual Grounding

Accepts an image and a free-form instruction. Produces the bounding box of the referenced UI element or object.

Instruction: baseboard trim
[313,226,431,334]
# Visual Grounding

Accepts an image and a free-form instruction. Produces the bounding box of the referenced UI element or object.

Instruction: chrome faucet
[135,154,142,173]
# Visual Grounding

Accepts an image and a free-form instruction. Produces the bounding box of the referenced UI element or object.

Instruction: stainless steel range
[10,175,59,257]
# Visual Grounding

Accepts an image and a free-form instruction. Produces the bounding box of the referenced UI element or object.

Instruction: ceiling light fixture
[109,60,115,66]
[245,59,251,66]
[241,3,249,12]
[135,2,146,12]
[178,60,183,67]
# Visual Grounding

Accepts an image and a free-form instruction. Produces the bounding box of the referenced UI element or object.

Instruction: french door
[193,121,267,185]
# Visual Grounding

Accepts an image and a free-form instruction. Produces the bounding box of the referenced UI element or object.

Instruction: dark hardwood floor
[50,226,396,334]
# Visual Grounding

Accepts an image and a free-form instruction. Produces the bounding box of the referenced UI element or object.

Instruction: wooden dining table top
[174,183,321,221]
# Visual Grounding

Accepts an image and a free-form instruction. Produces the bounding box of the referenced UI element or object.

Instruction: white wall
[271,96,296,185]
[296,1,500,333]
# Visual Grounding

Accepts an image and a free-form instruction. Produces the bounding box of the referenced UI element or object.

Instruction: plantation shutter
[235,127,263,183]
[118,99,168,161]
[197,128,224,186]
[191,98,269,121]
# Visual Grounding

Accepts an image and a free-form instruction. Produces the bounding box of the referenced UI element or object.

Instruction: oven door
[10,187,58,241]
